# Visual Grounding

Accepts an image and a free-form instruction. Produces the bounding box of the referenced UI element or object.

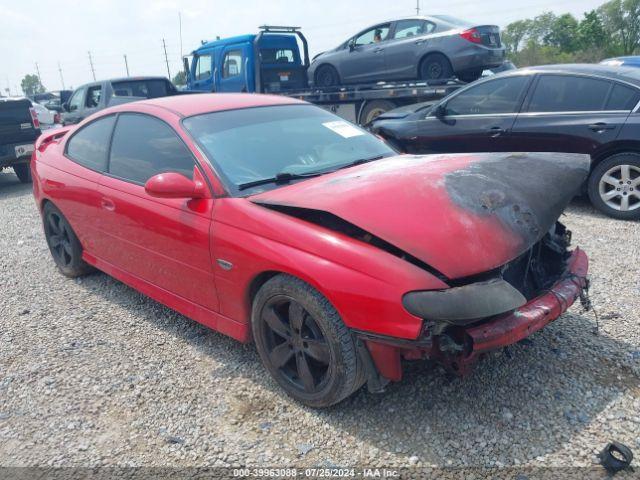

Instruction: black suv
[371,64,640,220]
[0,98,41,183]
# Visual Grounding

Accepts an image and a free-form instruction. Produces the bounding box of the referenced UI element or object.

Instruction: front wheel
[419,53,453,81]
[314,65,340,88]
[252,274,363,408]
[13,163,32,183]
[588,153,640,220]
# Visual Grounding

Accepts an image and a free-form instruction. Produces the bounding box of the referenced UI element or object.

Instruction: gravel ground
[0,169,639,473]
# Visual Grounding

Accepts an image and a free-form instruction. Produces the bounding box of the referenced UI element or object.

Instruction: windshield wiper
[335,155,385,171]
[237,171,322,191]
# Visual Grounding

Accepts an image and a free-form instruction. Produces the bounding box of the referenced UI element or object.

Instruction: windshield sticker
[322,121,365,138]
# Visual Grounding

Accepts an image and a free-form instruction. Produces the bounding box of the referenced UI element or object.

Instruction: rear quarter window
[606,83,640,110]
[65,116,116,172]
[527,75,611,112]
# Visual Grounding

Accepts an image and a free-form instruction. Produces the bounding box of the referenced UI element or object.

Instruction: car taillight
[29,108,40,129]
[460,28,482,44]
[53,112,61,124]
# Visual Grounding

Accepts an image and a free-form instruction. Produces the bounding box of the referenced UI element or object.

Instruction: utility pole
[35,62,42,88]
[416,0,420,15]
[162,38,171,78]
[179,12,183,59]
[88,51,96,81]
[124,54,130,76]
[57,62,66,89]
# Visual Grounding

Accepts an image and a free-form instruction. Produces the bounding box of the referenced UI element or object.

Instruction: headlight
[402,278,526,325]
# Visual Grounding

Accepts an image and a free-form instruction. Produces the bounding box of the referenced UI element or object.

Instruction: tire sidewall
[420,54,452,80]
[251,275,358,408]
[13,163,32,183]
[588,153,640,220]
[315,65,338,88]
[42,203,90,277]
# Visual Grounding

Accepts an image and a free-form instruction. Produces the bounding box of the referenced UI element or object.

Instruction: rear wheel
[42,203,93,277]
[252,274,363,408]
[360,100,397,125]
[419,53,453,81]
[315,65,340,88]
[13,163,32,183]
[588,153,640,220]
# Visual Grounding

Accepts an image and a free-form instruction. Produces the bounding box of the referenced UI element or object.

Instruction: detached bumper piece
[359,247,589,383]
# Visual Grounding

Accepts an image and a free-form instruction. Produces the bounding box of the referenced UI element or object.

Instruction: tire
[42,202,93,277]
[252,274,363,408]
[588,153,640,220]
[458,70,482,83]
[13,163,32,183]
[419,53,453,81]
[314,65,340,88]
[360,100,397,125]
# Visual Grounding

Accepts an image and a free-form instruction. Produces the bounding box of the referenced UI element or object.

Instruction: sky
[1,0,609,95]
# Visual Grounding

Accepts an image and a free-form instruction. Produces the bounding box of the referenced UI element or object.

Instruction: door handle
[589,123,616,132]
[100,198,115,212]
[414,40,425,45]
[373,48,384,53]
[488,126,505,137]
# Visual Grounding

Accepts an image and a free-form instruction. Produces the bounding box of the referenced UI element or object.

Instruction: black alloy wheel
[43,203,92,277]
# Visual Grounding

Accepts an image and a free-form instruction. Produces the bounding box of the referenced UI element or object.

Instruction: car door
[511,74,632,154]
[218,45,251,92]
[96,112,218,311]
[385,19,436,80]
[191,53,214,92]
[63,87,86,125]
[409,75,532,153]
[59,115,116,253]
[339,24,391,83]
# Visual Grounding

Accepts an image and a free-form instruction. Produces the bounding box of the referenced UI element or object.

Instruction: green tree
[502,19,532,54]
[20,74,45,96]
[578,10,608,50]
[529,11,558,45]
[546,14,580,52]
[599,0,640,54]
[172,71,186,86]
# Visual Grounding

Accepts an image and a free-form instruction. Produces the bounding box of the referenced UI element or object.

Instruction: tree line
[502,0,640,66]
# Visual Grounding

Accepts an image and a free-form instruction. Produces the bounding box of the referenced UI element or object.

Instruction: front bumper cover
[358,247,589,381]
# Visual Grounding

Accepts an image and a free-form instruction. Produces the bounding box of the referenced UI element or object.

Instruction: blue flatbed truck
[183,26,463,125]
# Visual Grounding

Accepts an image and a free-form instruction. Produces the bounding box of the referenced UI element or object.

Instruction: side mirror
[144,172,206,199]
[62,102,70,112]
[434,104,447,118]
[183,57,190,76]
[349,41,356,52]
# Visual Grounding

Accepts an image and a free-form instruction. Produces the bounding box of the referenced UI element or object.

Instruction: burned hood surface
[251,152,590,279]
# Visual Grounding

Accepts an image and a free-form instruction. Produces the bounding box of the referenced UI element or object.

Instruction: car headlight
[402,278,526,325]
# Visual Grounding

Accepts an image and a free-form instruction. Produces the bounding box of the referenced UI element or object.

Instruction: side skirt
[82,252,250,343]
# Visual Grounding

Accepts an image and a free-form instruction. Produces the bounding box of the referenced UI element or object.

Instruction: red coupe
[32,94,591,407]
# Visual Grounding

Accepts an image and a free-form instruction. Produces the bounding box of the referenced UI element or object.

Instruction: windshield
[182,104,395,195]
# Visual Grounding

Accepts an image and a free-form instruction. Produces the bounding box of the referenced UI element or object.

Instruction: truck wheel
[360,100,397,125]
[252,274,363,408]
[419,53,453,81]
[43,202,93,277]
[13,164,32,183]
[315,65,340,88]
[588,153,640,220]
[458,70,482,83]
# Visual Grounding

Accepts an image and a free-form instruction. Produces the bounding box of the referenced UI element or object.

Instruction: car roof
[76,76,169,89]
[106,93,306,118]
[505,64,640,87]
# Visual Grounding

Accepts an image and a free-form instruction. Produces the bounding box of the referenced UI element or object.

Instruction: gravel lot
[1,169,639,472]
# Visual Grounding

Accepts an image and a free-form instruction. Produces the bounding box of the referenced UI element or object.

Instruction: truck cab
[185,26,310,94]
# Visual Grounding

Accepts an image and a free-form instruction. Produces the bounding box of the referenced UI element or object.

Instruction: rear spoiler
[35,126,72,152]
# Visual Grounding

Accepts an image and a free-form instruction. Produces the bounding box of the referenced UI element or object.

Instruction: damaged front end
[358,222,589,387]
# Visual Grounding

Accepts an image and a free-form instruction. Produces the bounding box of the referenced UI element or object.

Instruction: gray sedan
[308,16,506,87]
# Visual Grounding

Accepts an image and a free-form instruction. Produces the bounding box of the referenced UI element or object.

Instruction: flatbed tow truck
[183,26,464,125]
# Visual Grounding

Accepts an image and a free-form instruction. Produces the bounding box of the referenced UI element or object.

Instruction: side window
[355,24,391,46]
[222,50,243,78]
[606,83,640,110]
[444,76,529,115]
[527,75,611,112]
[195,55,212,81]
[109,114,195,185]
[68,89,85,112]
[66,116,115,171]
[393,20,435,39]
[86,85,102,108]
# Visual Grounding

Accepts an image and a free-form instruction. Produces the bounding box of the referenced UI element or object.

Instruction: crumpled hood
[251,152,590,279]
